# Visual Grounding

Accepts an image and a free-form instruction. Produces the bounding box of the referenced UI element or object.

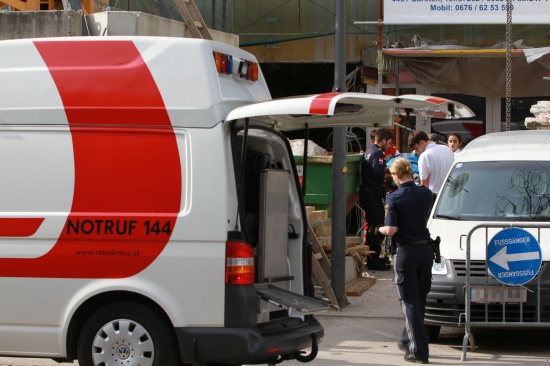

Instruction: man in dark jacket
[360,128,394,271]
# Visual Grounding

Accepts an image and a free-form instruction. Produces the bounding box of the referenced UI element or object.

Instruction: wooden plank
[81,0,93,14]
[312,255,339,310]
[345,245,373,255]
[308,222,330,278]
[173,0,212,40]
[1,0,32,10]
[308,222,348,306]
[345,277,377,297]
[27,0,40,9]
[321,240,357,253]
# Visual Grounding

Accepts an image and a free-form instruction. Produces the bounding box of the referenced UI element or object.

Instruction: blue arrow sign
[487,228,542,286]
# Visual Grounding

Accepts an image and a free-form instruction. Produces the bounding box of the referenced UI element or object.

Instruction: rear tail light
[213,51,232,74]
[247,62,258,81]
[213,51,258,82]
[226,240,255,285]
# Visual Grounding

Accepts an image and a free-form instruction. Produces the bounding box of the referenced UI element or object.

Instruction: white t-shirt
[418,142,455,194]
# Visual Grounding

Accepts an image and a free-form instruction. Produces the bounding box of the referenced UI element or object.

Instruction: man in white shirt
[408,130,454,197]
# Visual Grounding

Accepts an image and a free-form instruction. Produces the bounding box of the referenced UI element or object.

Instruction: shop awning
[382,46,550,98]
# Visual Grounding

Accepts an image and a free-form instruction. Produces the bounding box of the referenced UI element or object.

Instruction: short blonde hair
[389,158,413,180]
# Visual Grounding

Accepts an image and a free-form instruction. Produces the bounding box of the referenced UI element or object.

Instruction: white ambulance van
[425,130,550,340]
[0,36,473,365]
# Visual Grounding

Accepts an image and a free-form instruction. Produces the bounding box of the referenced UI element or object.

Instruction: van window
[435,161,550,221]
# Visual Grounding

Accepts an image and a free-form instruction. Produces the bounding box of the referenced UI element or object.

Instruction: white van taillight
[225,240,255,285]
[213,52,259,81]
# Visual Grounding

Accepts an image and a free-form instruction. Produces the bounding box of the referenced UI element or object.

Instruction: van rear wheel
[77,302,179,366]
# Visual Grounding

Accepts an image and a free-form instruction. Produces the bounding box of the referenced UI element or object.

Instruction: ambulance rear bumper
[176,316,324,364]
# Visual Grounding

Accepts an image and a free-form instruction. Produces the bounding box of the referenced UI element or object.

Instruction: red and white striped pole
[363,210,368,246]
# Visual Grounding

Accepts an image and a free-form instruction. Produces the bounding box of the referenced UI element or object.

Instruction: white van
[0,36,473,365]
[425,130,550,340]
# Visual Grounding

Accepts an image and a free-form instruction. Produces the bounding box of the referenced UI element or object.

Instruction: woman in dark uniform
[378,158,434,364]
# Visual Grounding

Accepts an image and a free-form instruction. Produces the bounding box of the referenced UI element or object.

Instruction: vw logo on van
[116,343,132,360]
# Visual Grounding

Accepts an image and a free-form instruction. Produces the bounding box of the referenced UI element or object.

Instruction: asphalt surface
[2,268,550,365]
[287,268,550,366]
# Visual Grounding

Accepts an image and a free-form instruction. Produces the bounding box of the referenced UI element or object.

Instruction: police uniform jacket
[384,181,432,245]
[361,144,385,192]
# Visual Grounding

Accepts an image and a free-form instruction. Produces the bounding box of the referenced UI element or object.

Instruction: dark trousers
[358,191,385,259]
[393,244,434,361]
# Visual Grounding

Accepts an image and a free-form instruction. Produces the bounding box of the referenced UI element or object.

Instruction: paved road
[288,269,550,365]
[2,269,550,365]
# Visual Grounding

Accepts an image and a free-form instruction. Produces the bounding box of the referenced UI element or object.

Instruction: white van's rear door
[225,92,475,130]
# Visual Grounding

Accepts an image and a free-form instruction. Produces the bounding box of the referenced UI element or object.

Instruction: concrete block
[312,219,332,237]
[318,236,331,249]
[345,255,360,284]
[308,210,328,222]
[0,11,83,40]
[346,236,363,245]
[209,29,239,47]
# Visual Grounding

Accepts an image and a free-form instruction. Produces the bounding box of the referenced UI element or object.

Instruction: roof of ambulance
[457,130,550,162]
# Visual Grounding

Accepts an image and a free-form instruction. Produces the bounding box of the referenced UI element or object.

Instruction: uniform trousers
[358,191,385,259]
[394,243,434,361]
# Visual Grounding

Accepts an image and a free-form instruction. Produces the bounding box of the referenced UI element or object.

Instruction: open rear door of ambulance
[226,92,475,131]
[225,92,474,316]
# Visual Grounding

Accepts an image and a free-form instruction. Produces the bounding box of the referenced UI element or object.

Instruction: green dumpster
[294,153,363,217]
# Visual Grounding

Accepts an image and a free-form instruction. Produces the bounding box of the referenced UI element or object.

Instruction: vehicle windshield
[435,161,550,221]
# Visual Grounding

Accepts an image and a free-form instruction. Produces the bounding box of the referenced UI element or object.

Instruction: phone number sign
[487,228,542,286]
[384,0,550,25]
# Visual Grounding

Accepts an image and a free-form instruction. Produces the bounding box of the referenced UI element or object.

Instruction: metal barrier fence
[461,223,550,361]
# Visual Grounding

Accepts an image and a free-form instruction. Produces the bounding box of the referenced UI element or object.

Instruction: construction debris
[525,100,550,130]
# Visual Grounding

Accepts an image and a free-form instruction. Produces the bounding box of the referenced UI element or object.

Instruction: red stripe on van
[309,92,341,115]
[0,40,181,278]
[425,97,446,105]
[0,218,44,237]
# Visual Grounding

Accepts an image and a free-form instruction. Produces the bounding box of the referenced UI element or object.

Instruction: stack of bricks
[306,207,362,253]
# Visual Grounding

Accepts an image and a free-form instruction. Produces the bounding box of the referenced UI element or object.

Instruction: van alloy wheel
[92,319,153,366]
[77,302,179,366]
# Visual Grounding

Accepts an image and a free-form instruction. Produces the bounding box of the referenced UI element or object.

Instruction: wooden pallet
[345,277,377,297]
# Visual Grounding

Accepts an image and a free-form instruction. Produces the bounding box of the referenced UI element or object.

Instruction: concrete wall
[85,11,185,37]
[85,11,238,46]
[0,10,83,40]
[243,34,366,63]
[0,10,238,46]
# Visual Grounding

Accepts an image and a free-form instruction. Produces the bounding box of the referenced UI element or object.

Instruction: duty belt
[396,240,430,247]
